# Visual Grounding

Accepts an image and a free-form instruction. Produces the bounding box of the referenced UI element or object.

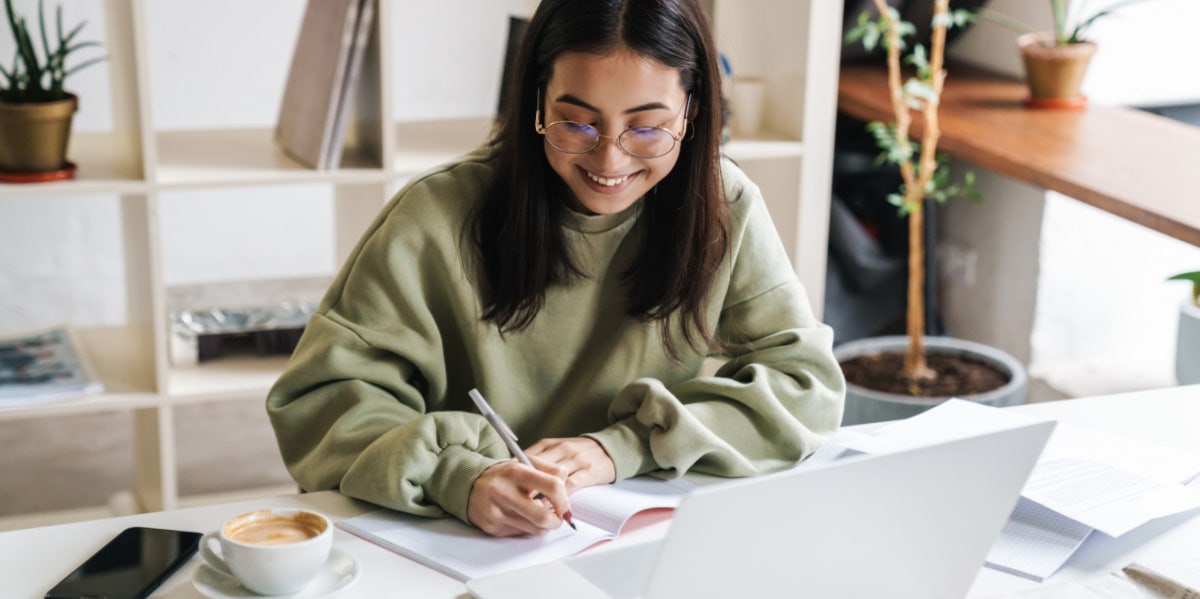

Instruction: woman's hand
[526,437,616,494]
[467,458,571,537]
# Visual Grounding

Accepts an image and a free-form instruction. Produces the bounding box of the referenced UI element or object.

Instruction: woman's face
[541,49,689,216]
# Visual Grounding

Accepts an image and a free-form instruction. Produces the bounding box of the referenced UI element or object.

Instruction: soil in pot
[840,350,1010,396]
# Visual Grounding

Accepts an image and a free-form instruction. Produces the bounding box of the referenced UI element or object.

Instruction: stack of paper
[830,400,1200,582]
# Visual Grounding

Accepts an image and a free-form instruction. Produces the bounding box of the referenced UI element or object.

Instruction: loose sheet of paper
[836,399,1200,581]
[1023,457,1200,537]
[985,497,1094,582]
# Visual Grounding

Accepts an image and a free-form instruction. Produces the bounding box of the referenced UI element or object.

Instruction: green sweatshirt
[267,146,845,525]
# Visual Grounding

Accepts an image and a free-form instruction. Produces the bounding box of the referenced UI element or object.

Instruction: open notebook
[468,420,1055,599]
[336,476,696,581]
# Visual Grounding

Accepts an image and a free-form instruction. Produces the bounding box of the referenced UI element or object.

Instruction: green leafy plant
[1,0,106,103]
[1169,271,1200,308]
[978,0,1156,46]
[844,0,980,385]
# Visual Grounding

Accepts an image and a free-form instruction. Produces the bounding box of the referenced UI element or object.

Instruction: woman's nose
[592,133,629,169]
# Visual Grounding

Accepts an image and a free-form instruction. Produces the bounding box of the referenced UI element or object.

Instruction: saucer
[0,161,76,183]
[193,547,361,598]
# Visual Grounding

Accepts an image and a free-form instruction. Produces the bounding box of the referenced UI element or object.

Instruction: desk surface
[3,385,1198,598]
[838,62,1200,247]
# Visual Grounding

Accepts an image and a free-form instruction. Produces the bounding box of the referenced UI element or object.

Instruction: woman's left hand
[525,437,616,494]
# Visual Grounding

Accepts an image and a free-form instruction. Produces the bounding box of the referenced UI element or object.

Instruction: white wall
[0,0,526,333]
[945,0,1200,397]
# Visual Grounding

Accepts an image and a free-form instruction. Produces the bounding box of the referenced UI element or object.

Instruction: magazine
[0,325,104,407]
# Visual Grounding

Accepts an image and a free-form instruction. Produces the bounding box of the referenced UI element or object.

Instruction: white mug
[731,77,767,136]
[199,508,333,595]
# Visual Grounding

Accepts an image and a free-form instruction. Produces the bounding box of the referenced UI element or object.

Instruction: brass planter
[1017,33,1096,104]
[0,94,78,173]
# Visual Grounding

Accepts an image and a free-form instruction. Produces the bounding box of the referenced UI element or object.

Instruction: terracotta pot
[834,335,1028,426]
[0,94,78,173]
[1017,32,1096,104]
[1177,299,1200,385]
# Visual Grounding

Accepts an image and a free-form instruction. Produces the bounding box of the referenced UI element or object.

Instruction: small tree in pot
[839,0,1028,424]
[0,0,105,176]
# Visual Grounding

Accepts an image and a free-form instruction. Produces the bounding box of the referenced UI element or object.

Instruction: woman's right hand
[466,458,572,537]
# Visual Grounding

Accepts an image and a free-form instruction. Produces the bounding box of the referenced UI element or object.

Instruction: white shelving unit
[0,0,842,524]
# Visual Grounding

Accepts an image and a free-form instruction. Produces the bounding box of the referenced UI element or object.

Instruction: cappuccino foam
[225,511,324,546]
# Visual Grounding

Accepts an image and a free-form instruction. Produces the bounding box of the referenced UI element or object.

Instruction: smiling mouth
[584,170,633,187]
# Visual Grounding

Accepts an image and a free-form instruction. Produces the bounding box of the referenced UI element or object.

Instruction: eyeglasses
[535,91,691,159]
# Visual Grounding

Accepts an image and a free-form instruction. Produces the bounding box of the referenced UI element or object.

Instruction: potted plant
[1169,270,1200,385]
[977,0,1156,108]
[0,0,105,180]
[839,0,1028,425]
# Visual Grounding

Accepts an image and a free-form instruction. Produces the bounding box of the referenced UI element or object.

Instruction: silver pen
[468,388,576,530]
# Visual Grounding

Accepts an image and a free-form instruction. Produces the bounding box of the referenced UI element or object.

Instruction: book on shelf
[495,14,530,115]
[0,325,103,407]
[337,476,696,582]
[275,0,375,170]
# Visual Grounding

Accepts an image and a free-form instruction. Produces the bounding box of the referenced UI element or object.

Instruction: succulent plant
[1,0,106,103]
[1169,271,1200,307]
[979,0,1157,46]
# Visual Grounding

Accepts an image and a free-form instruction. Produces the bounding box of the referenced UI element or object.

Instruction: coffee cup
[731,77,767,136]
[199,508,333,595]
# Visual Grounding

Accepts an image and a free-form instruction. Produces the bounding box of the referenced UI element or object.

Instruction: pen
[1122,562,1194,595]
[468,388,576,531]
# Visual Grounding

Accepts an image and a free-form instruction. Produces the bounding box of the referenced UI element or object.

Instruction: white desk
[3,385,1198,599]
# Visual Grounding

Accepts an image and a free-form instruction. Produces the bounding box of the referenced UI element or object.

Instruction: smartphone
[45,526,203,599]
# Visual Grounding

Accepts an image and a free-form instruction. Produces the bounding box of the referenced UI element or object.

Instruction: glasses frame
[534,89,692,159]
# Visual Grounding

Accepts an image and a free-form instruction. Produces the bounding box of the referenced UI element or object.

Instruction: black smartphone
[44,526,203,599]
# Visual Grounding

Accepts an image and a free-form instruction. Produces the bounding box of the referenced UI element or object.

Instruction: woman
[267,0,844,538]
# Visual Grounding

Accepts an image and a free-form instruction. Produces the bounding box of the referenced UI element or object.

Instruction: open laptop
[467,419,1055,599]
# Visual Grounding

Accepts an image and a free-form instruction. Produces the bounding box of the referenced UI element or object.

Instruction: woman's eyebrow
[554,94,671,115]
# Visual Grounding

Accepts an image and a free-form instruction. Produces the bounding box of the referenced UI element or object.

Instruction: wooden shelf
[838,62,1200,247]
[391,117,496,178]
[0,325,157,422]
[0,132,145,197]
[723,135,805,161]
[156,128,391,188]
[165,356,290,400]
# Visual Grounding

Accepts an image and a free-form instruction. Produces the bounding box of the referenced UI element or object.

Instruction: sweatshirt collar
[560,197,644,233]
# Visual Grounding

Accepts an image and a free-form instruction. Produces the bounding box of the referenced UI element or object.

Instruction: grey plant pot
[834,335,1029,426]
[1177,299,1200,386]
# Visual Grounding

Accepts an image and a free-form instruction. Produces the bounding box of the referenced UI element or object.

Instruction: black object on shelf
[195,328,307,363]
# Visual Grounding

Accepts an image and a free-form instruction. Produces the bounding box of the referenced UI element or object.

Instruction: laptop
[467,419,1055,599]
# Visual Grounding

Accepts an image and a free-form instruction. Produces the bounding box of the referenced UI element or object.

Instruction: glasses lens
[545,122,599,154]
[619,128,676,158]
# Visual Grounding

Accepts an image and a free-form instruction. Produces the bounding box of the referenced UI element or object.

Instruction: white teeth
[586,171,629,187]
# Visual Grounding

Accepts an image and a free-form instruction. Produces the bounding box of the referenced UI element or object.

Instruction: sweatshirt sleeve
[585,171,846,480]
[266,161,507,525]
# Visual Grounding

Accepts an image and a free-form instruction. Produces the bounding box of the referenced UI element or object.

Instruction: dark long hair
[475,0,728,361]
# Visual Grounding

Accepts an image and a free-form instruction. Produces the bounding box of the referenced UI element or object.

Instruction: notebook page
[338,510,611,581]
[569,477,697,534]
